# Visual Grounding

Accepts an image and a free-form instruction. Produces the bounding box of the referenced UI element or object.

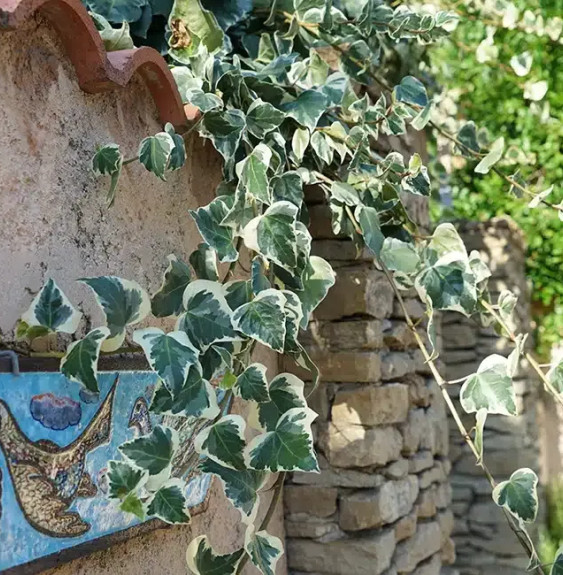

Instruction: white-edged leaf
[245,407,318,472]
[186,535,244,575]
[292,127,310,162]
[380,238,420,274]
[151,254,191,317]
[298,256,335,329]
[107,460,147,500]
[247,99,286,138]
[460,354,516,416]
[510,51,533,77]
[524,80,548,101]
[528,185,553,208]
[133,328,199,395]
[271,171,303,207]
[21,278,82,334]
[474,408,487,464]
[245,528,284,575]
[475,137,505,174]
[195,414,246,470]
[148,480,190,524]
[80,276,150,352]
[190,243,219,281]
[235,363,270,403]
[498,290,518,322]
[165,123,187,170]
[237,145,272,204]
[258,373,306,431]
[120,425,177,476]
[492,468,539,523]
[394,75,428,107]
[282,89,328,130]
[547,359,563,394]
[138,132,175,179]
[551,545,563,575]
[356,205,385,256]
[60,327,110,392]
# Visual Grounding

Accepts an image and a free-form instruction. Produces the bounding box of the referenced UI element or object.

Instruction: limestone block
[412,553,441,575]
[394,521,442,573]
[315,267,395,320]
[442,323,477,349]
[320,423,403,468]
[287,530,396,575]
[416,487,437,519]
[408,451,434,474]
[392,298,426,321]
[332,384,409,426]
[284,485,338,518]
[400,408,431,455]
[285,519,340,539]
[406,374,432,408]
[302,319,384,350]
[383,458,409,480]
[383,321,417,350]
[441,537,456,566]
[394,511,418,542]
[382,352,416,381]
[339,476,419,531]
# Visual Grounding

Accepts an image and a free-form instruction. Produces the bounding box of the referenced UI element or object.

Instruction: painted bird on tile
[0,377,117,537]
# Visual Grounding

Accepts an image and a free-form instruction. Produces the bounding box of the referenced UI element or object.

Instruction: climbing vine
[7,0,563,573]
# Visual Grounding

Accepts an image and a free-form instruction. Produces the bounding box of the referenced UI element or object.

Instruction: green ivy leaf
[195,414,246,470]
[138,132,175,180]
[271,171,303,207]
[282,290,303,354]
[120,425,177,475]
[200,109,245,167]
[107,460,147,500]
[492,468,538,523]
[242,202,298,271]
[178,280,237,351]
[551,545,563,575]
[148,482,190,524]
[251,257,271,295]
[92,143,123,207]
[190,243,219,281]
[356,205,385,256]
[258,373,307,431]
[237,144,271,204]
[475,137,504,175]
[247,99,286,138]
[120,491,145,520]
[298,256,335,329]
[151,254,191,317]
[86,0,146,23]
[380,238,420,274]
[60,327,110,393]
[246,407,318,472]
[80,276,150,352]
[133,328,199,395]
[394,76,428,107]
[21,278,82,335]
[186,536,244,575]
[200,458,266,520]
[235,363,270,403]
[190,196,238,262]
[460,354,517,416]
[282,90,328,130]
[224,280,253,311]
[232,289,286,352]
[165,123,187,170]
[245,529,284,575]
[331,182,360,206]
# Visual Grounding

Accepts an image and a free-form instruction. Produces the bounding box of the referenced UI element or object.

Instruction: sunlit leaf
[245,529,283,575]
[120,425,177,475]
[186,536,244,575]
[195,414,246,470]
[148,481,190,523]
[493,468,538,523]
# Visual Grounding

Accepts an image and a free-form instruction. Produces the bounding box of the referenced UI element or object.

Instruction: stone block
[416,487,437,519]
[394,521,442,573]
[320,423,403,468]
[408,451,434,474]
[392,298,425,321]
[412,553,441,575]
[332,384,409,426]
[339,476,419,531]
[383,458,409,479]
[406,374,432,408]
[287,529,396,575]
[442,323,477,349]
[382,352,415,380]
[400,408,431,456]
[394,511,417,542]
[312,239,372,262]
[302,319,384,351]
[284,485,338,518]
[441,537,456,566]
[308,204,344,239]
[383,321,417,350]
[315,267,394,320]
[308,350,381,383]
[285,519,340,539]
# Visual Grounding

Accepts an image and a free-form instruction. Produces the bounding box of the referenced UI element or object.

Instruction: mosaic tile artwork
[0,371,216,572]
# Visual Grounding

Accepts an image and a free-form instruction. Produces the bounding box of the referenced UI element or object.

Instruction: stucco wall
[0,15,284,575]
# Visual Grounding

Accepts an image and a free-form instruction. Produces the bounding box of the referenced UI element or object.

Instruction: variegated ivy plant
[9,1,563,573]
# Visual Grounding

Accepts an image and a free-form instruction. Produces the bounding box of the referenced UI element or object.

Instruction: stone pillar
[443,219,540,575]
[282,198,455,574]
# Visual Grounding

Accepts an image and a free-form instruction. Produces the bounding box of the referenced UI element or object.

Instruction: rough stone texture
[0,18,284,575]
[442,219,541,575]
[284,191,454,574]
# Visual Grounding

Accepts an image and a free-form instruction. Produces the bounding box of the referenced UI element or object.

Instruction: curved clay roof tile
[0,0,189,127]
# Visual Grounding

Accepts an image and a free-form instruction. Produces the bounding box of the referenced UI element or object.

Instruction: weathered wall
[0,15,284,575]
[282,193,455,575]
[443,219,540,575]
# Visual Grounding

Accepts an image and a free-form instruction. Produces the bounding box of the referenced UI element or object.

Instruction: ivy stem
[223,238,244,282]
[480,299,563,406]
[27,345,142,359]
[235,472,286,575]
[122,157,137,166]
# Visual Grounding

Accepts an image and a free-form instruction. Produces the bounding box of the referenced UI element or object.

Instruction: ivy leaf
[510,51,533,77]
[282,290,303,354]
[551,546,563,575]
[151,254,191,317]
[460,354,517,416]
[258,373,306,431]
[60,327,110,393]
[232,289,287,352]
[474,409,487,465]
[456,122,480,155]
[475,137,504,174]
[200,458,265,520]
[380,238,420,274]
[394,76,428,107]
[120,491,145,520]
[245,529,284,575]
[178,280,237,351]
[190,243,219,281]
[246,407,318,472]
[190,196,238,262]
[195,414,246,470]
[528,185,554,209]
[331,182,360,205]
[200,109,245,167]
[80,276,150,352]
[187,536,244,575]
[247,99,286,138]
[120,425,177,475]
[292,127,310,162]
[235,363,270,403]
[224,280,252,311]
[282,90,328,130]
[356,205,385,256]
[242,202,298,271]
[271,171,303,207]
[150,369,219,419]
[298,256,335,329]
[185,89,223,113]
[251,257,271,295]
[92,143,123,207]
[133,328,199,395]
[138,132,175,180]
[148,481,190,524]
[100,20,135,50]
[237,145,271,204]
[165,123,187,170]
[498,290,518,323]
[492,468,538,523]
[548,360,563,394]
[107,460,147,500]
[86,0,146,23]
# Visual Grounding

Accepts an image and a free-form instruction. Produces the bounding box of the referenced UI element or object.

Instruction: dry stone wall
[282,196,455,575]
[443,219,540,575]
